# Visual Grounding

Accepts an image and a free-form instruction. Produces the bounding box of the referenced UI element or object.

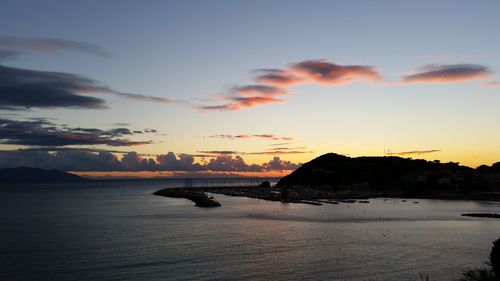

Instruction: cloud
[262,156,301,170]
[249,150,313,155]
[290,59,384,85]
[0,149,301,172]
[197,148,312,156]
[197,150,238,155]
[0,49,22,60]
[200,59,385,111]
[266,146,306,151]
[403,64,491,84]
[269,142,292,146]
[254,69,305,86]
[0,118,154,147]
[0,37,110,59]
[209,134,293,141]
[113,92,175,103]
[0,64,174,110]
[199,95,283,111]
[393,149,441,156]
[253,134,293,141]
[484,81,500,87]
[0,64,106,110]
[204,155,263,172]
[233,85,289,96]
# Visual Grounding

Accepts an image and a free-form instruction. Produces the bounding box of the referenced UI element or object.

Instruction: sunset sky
[1,0,500,177]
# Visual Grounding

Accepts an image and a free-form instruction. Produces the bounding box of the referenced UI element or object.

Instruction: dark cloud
[0,149,301,172]
[403,64,491,83]
[0,150,124,172]
[0,64,174,110]
[0,118,154,147]
[393,149,441,156]
[254,69,304,86]
[233,85,289,96]
[0,37,110,59]
[204,155,263,172]
[156,152,205,171]
[262,156,301,170]
[0,64,106,110]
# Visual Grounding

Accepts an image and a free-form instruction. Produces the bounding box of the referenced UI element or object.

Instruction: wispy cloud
[254,69,305,86]
[266,146,306,151]
[199,94,283,111]
[484,81,500,87]
[403,64,491,84]
[197,150,238,155]
[249,150,313,155]
[393,149,441,156]
[0,37,110,60]
[233,85,289,96]
[269,142,292,146]
[209,134,293,141]
[113,92,175,103]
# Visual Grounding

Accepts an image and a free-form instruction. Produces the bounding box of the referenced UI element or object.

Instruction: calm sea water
[1,180,499,281]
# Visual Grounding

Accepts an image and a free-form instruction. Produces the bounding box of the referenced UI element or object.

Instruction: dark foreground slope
[0,167,88,183]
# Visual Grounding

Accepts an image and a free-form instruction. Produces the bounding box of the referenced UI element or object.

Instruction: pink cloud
[199,95,283,111]
[484,81,500,87]
[200,59,385,111]
[290,59,384,85]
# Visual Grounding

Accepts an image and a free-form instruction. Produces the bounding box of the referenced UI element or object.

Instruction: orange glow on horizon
[72,170,292,179]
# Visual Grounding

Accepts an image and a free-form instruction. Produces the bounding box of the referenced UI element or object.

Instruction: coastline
[155,185,500,206]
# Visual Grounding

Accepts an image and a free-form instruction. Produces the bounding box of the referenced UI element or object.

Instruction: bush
[491,238,500,278]
[458,237,500,281]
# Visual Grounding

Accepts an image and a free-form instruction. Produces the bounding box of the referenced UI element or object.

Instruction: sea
[1,179,499,281]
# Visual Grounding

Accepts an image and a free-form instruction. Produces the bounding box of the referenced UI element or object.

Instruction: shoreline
[155,185,500,206]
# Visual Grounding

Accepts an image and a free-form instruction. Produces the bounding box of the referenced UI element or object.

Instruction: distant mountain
[0,167,89,183]
[277,153,482,191]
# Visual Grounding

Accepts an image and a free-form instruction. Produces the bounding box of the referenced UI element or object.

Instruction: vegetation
[459,237,500,281]
[277,153,500,197]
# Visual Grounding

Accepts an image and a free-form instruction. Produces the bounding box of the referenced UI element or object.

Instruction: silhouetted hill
[0,167,88,183]
[278,153,477,191]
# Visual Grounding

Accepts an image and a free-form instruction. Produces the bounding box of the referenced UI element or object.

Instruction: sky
[1,0,500,177]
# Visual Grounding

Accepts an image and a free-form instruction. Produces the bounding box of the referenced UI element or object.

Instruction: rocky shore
[154,188,221,207]
[462,213,500,219]
[154,185,500,208]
